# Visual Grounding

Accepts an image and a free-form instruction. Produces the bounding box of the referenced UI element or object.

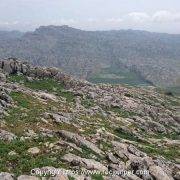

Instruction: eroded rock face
[0,58,83,88]
[0,58,29,75]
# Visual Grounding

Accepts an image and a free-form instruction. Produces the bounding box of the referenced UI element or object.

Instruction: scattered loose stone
[8,151,17,156]
[0,129,16,142]
[27,147,40,155]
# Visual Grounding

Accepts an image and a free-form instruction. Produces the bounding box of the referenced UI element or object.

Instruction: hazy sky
[0,0,180,33]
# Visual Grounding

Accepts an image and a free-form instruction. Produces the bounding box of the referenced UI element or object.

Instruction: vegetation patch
[153,132,180,140]
[0,137,67,176]
[88,66,151,86]
[106,106,137,118]
[114,127,141,142]
[4,91,69,135]
[8,74,75,102]
[81,98,95,108]
[140,145,180,161]
[80,145,103,161]
[4,92,47,133]
[91,174,104,180]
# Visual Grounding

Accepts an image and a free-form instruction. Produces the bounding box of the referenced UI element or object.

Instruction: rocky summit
[0,58,179,180]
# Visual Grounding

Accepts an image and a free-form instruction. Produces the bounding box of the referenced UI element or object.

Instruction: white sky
[0,0,180,33]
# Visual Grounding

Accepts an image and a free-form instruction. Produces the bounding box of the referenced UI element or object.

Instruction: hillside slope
[0,59,180,180]
[0,26,180,87]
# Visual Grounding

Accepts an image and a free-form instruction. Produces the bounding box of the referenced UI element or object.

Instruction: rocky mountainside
[0,31,24,41]
[0,58,180,180]
[0,26,180,88]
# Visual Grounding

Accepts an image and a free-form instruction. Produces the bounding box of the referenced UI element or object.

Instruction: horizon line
[1,24,180,35]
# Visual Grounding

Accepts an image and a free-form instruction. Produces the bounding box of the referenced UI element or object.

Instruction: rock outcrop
[0,59,179,180]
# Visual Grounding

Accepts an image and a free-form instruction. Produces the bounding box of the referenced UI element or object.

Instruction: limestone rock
[107,153,119,164]
[37,92,58,102]
[0,129,16,142]
[62,153,108,172]
[149,165,173,180]
[0,72,6,82]
[0,172,14,180]
[27,147,40,155]
[58,130,104,156]
[50,113,71,124]
[8,151,17,156]
[127,144,146,157]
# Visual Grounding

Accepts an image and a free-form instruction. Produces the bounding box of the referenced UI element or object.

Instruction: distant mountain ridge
[0,25,180,87]
[0,30,24,41]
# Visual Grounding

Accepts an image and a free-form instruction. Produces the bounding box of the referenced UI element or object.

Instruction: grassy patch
[165,86,180,96]
[68,176,76,180]
[9,75,64,91]
[106,106,137,118]
[10,91,34,108]
[114,127,141,142]
[81,98,95,108]
[4,91,65,135]
[8,74,75,102]
[140,145,179,161]
[91,174,104,180]
[81,145,103,161]
[88,66,151,86]
[57,123,78,133]
[153,132,180,140]
[100,141,113,152]
[5,92,46,127]
[0,137,67,176]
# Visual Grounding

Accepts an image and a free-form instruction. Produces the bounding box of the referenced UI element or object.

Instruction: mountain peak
[35,25,79,33]
[0,26,180,88]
